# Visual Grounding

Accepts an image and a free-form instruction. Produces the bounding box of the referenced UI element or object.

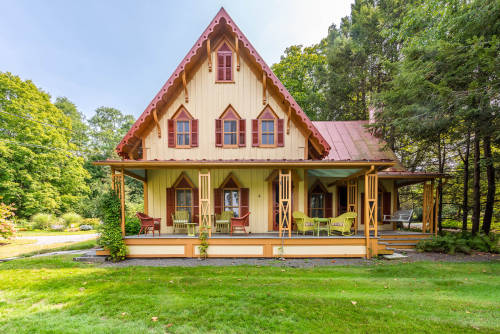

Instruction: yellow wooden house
[95,8,444,258]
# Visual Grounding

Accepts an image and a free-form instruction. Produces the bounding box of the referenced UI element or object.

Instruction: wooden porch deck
[95,230,432,259]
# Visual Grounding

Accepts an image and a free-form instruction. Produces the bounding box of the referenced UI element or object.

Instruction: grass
[0,256,498,333]
[442,219,500,232]
[16,230,97,236]
[0,239,97,259]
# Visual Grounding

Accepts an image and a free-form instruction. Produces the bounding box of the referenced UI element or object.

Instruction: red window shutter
[192,188,199,224]
[168,119,175,147]
[214,188,222,214]
[215,119,222,147]
[191,119,198,147]
[217,54,224,81]
[225,54,232,81]
[383,192,391,223]
[251,119,259,147]
[238,119,246,147]
[166,188,175,226]
[240,188,249,225]
[277,119,284,147]
[307,191,311,216]
[325,192,333,218]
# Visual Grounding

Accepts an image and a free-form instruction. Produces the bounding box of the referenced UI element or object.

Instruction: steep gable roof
[116,7,330,158]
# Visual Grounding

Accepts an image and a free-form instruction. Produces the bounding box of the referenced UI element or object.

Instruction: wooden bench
[383,209,414,229]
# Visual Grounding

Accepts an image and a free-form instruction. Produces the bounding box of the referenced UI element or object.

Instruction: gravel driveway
[18,234,98,245]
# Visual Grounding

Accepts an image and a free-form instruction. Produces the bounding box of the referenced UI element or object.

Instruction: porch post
[364,166,378,258]
[198,169,212,238]
[279,169,292,238]
[143,170,148,215]
[347,178,358,234]
[120,168,126,236]
[422,181,434,234]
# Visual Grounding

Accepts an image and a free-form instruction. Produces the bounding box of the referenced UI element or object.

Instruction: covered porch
[96,159,440,258]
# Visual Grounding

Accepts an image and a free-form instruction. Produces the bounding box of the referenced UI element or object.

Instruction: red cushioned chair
[230,212,250,236]
[136,212,161,237]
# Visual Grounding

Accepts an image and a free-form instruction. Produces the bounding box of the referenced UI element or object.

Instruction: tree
[0,72,89,218]
[54,97,89,153]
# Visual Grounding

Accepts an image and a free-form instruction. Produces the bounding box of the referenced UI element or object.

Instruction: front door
[338,186,347,215]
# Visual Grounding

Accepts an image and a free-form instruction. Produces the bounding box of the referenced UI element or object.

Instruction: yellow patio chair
[292,211,316,235]
[172,210,190,234]
[329,212,357,236]
[215,211,233,233]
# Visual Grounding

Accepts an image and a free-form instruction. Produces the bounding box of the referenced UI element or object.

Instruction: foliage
[31,213,58,230]
[79,224,93,231]
[0,202,16,239]
[61,212,83,227]
[198,231,209,259]
[417,231,500,254]
[82,218,101,229]
[0,73,90,219]
[97,190,127,261]
[0,258,499,333]
[125,216,141,235]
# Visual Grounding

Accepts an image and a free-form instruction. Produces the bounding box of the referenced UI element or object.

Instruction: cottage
[95,8,444,258]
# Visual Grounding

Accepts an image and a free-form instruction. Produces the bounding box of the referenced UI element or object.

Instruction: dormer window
[168,106,198,148]
[215,105,245,147]
[216,42,233,82]
[252,105,284,147]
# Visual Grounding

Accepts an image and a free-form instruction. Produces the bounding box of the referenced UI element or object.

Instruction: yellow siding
[144,52,307,160]
[147,168,305,234]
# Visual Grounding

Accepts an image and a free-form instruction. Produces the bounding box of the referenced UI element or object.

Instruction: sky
[0,0,354,119]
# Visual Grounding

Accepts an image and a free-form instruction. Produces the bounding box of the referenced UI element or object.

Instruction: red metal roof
[116,7,330,158]
[314,121,403,168]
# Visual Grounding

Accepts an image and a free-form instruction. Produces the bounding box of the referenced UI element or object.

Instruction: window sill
[215,80,235,84]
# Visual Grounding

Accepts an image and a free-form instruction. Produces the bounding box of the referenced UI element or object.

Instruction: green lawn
[0,256,498,333]
[0,239,97,259]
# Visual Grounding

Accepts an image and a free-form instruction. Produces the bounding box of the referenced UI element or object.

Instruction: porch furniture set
[293,211,357,236]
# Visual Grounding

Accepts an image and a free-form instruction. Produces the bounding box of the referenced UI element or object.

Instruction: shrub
[61,212,83,227]
[97,190,127,261]
[0,202,16,239]
[79,224,93,231]
[125,216,141,235]
[50,224,65,232]
[31,213,57,230]
[417,231,499,254]
[82,218,101,229]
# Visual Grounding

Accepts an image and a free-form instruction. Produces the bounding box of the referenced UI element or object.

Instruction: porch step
[380,242,419,249]
[377,248,395,255]
[379,233,433,239]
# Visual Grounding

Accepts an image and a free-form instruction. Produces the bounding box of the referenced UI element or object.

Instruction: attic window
[252,105,284,148]
[215,105,246,147]
[216,42,233,82]
[168,106,198,148]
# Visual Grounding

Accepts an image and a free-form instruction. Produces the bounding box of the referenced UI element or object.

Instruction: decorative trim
[115,7,330,159]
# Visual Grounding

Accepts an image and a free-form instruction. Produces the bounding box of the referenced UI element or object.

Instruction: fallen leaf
[280,308,284,312]
[237,278,241,281]
[169,280,174,284]
[79,287,85,292]
[387,305,392,308]
[121,312,127,316]
[466,310,471,314]
[83,281,87,285]
[151,317,158,322]
[351,301,357,305]
[384,286,388,289]
[166,323,173,328]
[281,269,285,272]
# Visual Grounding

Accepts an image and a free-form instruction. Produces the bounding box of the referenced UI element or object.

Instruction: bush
[49,224,65,232]
[417,231,500,254]
[61,212,83,227]
[125,216,141,235]
[82,218,101,229]
[79,224,93,231]
[31,213,57,230]
[0,202,16,239]
[97,191,127,261]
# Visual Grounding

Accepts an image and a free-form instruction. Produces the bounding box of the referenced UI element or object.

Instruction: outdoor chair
[136,212,161,237]
[172,210,190,234]
[329,212,357,236]
[230,212,250,235]
[215,211,233,233]
[292,211,316,235]
[383,209,413,229]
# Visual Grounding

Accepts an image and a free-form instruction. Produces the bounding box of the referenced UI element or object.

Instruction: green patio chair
[215,211,233,233]
[329,212,357,236]
[292,211,316,235]
[172,210,190,234]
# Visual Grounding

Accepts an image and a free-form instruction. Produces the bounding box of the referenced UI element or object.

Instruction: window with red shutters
[216,42,233,82]
[216,105,245,147]
[168,106,198,149]
[253,105,284,148]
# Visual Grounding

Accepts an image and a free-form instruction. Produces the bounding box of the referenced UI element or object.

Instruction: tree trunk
[437,136,445,232]
[462,130,470,231]
[482,135,495,234]
[471,133,481,235]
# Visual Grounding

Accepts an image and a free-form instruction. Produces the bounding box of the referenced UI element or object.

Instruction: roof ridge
[116,7,330,158]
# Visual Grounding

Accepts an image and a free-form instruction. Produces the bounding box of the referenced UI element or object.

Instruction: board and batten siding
[147,168,306,234]
[144,50,307,160]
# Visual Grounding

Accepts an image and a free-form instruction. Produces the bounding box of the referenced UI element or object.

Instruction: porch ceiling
[308,168,361,178]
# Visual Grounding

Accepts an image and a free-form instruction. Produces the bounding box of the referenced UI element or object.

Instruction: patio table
[186,222,197,236]
[313,218,330,236]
